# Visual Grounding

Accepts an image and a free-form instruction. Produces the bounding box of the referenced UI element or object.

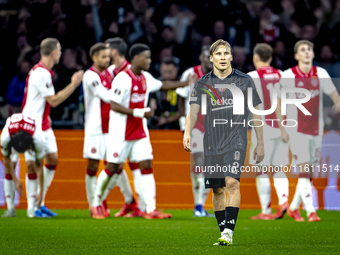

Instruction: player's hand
[183,132,191,152]
[157,117,168,127]
[281,130,289,143]
[332,102,340,114]
[15,181,23,196]
[48,116,52,127]
[71,70,84,87]
[187,73,197,86]
[253,142,264,164]
[143,108,154,119]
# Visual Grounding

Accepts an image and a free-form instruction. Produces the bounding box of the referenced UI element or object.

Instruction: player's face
[210,46,232,72]
[95,49,111,69]
[295,44,314,64]
[52,43,62,65]
[200,50,213,72]
[137,50,152,71]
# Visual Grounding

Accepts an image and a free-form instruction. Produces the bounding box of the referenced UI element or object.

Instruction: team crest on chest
[191,89,197,96]
[218,88,226,92]
[311,76,319,87]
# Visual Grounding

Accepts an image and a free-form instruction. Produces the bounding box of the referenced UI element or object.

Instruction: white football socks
[4,177,15,212]
[298,177,315,216]
[191,172,208,208]
[115,170,133,204]
[289,183,301,211]
[132,169,145,212]
[256,173,271,214]
[85,174,97,209]
[26,174,38,211]
[141,173,156,213]
[273,171,289,205]
[93,170,116,207]
[41,165,56,206]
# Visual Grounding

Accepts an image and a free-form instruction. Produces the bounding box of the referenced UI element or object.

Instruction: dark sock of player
[214,210,225,232]
[225,207,239,231]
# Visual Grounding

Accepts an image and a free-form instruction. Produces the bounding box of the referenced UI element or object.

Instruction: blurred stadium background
[0,0,340,211]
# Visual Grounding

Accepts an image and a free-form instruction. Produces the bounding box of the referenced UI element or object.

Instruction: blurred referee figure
[183,39,265,246]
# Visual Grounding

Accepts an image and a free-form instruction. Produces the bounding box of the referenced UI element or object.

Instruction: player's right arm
[45,70,84,107]
[183,104,200,152]
[83,70,111,103]
[183,81,202,152]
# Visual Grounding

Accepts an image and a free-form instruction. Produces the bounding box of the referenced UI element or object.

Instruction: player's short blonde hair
[209,39,232,56]
[294,40,314,53]
[40,38,60,56]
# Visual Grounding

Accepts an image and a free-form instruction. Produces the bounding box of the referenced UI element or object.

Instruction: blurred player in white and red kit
[21,38,83,216]
[1,113,44,218]
[92,43,190,219]
[83,42,138,218]
[101,38,144,217]
[176,45,213,217]
[248,43,290,220]
[281,40,340,222]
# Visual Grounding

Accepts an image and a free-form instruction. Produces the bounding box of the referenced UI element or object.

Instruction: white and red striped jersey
[176,65,205,133]
[248,66,282,138]
[281,65,336,136]
[109,68,162,141]
[21,61,55,131]
[83,66,113,135]
[8,113,36,137]
[107,59,131,78]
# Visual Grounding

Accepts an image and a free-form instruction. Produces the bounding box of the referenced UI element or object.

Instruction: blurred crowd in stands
[0,0,340,129]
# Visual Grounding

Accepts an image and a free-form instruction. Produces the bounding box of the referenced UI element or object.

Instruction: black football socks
[225,206,239,231]
[214,210,225,232]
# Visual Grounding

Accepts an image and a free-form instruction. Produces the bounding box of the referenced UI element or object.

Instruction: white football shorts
[83,133,108,160]
[24,128,57,161]
[107,137,153,164]
[249,135,289,166]
[290,132,322,166]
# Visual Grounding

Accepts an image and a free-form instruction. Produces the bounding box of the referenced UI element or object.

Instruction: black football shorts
[204,150,246,189]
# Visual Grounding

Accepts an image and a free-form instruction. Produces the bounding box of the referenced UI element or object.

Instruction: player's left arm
[275,96,289,143]
[319,67,340,113]
[329,90,340,113]
[251,107,265,164]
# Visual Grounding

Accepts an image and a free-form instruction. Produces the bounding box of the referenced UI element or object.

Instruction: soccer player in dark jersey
[184,39,265,246]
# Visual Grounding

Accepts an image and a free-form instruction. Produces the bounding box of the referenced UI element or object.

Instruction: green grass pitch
[1,209,339,254]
